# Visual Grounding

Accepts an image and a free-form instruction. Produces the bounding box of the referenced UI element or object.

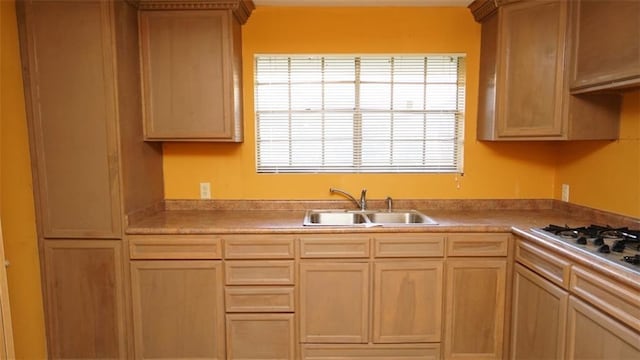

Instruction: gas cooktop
[531,224,640,274]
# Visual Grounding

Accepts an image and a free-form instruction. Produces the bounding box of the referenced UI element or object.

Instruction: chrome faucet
[385,196,393,212]
[330,187,367,211]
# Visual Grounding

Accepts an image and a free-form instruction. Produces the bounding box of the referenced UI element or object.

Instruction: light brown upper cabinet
[17,0,164,237]
[470,0,621,141]
[569,0,640,93]
[19,0,122,238]
[138,0,254,141]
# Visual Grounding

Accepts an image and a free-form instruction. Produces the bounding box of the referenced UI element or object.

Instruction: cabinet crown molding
[134,0,255,24]
[468,0,513,22]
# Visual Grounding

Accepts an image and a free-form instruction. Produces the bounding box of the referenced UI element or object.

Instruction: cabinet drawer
[225,261,295,285]
[301,343,441,360]
[447,233,509,257]
[225,286,295,313]
[374,234,444,258]
[128,235,222,259]
[226,314,296,360]
[299,236,370,258]
[224,236,295,259]
[516,239,571,288]
[570,266,640,332]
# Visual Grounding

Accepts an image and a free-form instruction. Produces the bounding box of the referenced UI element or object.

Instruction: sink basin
[367,210,437,225]
[304,210,370,226]
[303,209,437,226]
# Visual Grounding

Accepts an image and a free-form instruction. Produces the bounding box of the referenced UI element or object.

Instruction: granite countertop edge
[126,199,640,234]
[125,200,640,286]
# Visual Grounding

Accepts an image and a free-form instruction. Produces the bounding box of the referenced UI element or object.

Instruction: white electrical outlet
[200,182,211,199]
[561,184,570,202]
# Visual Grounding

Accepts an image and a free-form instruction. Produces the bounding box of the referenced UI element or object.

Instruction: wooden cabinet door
[566,297,640,359]
[373,261,443,343]
[130,260,225,360]
[496,0,567,138]
[43,240,126,359]
[444,259,506,360]
[17,0,122,238]
[299,262,369,343]
[570,0,640,92]
[139,10,241,141]
[226,313,296,359]
[510,263,569,360]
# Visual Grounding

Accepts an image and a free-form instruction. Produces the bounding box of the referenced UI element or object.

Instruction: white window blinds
[255,55,465,173]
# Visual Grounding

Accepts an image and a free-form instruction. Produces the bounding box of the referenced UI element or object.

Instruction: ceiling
[253,0,473,7]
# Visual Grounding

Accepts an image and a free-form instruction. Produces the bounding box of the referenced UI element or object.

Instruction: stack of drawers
[223,235,297,359]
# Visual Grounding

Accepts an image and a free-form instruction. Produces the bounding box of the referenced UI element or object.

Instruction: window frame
[254,54,466,174]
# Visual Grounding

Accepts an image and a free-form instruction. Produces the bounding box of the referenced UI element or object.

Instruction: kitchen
[0,0,639,359]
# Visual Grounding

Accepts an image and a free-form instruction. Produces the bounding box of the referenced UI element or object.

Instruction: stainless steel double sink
[303,209,437,226]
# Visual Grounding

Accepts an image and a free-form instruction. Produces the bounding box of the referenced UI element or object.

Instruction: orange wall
[555,91,640,218]
[0,6,636,358]
[0,0,48,358]
[163,7,558,200]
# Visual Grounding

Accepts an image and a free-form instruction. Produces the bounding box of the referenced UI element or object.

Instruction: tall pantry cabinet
[16,0,164,358]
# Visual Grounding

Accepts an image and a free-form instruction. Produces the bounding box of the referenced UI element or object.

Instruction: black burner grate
[541,224,640,255]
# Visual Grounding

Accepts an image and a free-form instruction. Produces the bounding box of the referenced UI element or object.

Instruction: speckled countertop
[126,199,640,286]
[126,199,639,235]
[127,208,579,234]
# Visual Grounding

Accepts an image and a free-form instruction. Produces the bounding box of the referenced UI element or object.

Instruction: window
[255,55,465,173]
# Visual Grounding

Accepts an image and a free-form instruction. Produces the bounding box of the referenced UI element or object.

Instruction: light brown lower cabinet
[43,240,127,359]
[226,313,295,359]
[224,287,297,359]
[373,261,443,343]
[299,261,370,344]
[301,343,441,360]
[510,263,568,360]
[444,259,507,360]
[298,233,446,360]
[130,260,225,360]
[512,235,640,360]
[297,235,447,360]
[222,235,298,359]
[299,260,444,346]
[566,297,640,359]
